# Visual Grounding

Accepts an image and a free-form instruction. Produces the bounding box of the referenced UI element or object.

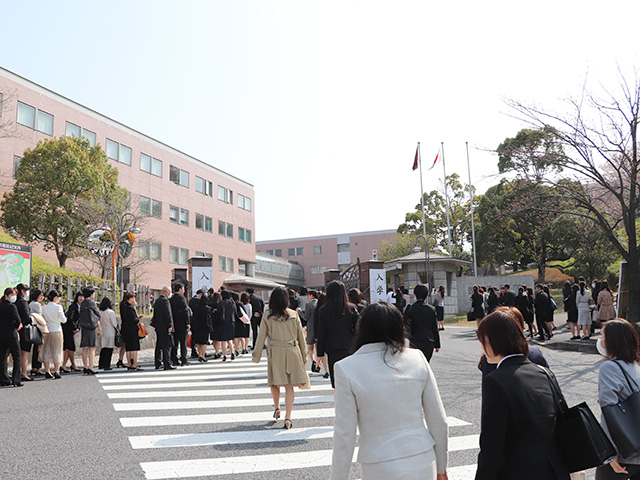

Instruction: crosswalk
[98,354,481,479]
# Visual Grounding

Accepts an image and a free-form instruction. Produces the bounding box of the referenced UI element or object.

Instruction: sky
[2,1,640,242]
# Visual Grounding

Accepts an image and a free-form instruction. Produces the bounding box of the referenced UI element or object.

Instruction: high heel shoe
[283,419,292,430]
[83,368,89,374]
[311,360,317,373]
[116,360,125,368]
[44,372,54,379]
[273,407,281,420]
[21,375,33,382]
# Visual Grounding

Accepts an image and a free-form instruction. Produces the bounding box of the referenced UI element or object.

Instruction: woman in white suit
[331,301,449,480]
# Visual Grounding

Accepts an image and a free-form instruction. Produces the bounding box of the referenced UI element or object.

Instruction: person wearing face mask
[0,288,23,387]
[15,283,33,382]
[596,319,640,480]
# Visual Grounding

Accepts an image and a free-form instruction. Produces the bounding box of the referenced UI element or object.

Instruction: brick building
[0,66,255,290]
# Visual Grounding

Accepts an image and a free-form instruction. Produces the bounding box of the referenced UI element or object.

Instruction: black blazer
[65,303,81,331]
[15,297,31,325]
[151,295,174,332]
[404,300,440,349]
[249,294,264,319]
[0,299,22,336]
[476,356,569,480]
[120,303,139,340]
[534,290,549,322]
[169,293,190,330]
[500,290,516,307]
[316,306,359,357]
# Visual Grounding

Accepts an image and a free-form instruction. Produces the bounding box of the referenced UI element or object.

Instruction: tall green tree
[397,173,479,253]
[1,136,128,268]
[506,73,640,322]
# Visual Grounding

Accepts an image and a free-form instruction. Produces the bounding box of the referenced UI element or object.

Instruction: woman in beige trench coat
[252,286,308,429]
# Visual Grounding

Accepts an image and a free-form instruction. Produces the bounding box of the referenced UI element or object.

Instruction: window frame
[169,165,189,187]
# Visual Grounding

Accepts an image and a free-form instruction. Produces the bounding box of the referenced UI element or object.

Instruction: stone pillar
[360,260,385,304]
[323,269,341,286]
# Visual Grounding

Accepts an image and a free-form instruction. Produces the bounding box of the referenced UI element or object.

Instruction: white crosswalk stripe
[98,354,480,479]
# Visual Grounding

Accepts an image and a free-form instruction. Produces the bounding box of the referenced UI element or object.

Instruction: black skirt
[62,322,77,351]
[235,318,246,337]
[191,327,209,346]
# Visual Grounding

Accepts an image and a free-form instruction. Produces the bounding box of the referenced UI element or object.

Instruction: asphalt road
[0,326,604,480]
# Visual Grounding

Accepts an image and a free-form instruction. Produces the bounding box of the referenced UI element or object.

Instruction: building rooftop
[256,228,397,244]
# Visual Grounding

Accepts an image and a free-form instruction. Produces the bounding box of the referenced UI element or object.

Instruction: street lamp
[413,234,438,300]
[88,212,141,288]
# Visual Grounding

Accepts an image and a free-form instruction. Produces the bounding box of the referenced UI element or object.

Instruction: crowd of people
[3,277,639,480]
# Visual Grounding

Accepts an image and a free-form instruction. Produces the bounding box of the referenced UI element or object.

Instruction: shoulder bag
[138,322,148,339]
[24,323,44,346]
[601,361,640,459]
[538,365,617,472]
[114,326,124,348]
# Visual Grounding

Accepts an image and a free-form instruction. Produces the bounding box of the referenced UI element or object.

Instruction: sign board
[369,268,386,304]
[192,265,213,293]
[0,242,32,294]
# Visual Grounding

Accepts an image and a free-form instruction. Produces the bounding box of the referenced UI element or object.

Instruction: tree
[505,73,640,322]
[475,179,576,282]
[398,173,479,253]
[1,136,128,268]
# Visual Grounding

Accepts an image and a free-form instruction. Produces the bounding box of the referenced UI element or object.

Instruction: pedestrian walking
[0,288,23,387]
[247,287,264,349]
[252,286,308,430]
[62,291,83,372]
[330,302,449,480]
[576,281,592,340]
[534,284,552,341]
[475,308,570,480]
[120,292,141,370]
[169,283,190,366]
[316,280,359,388]
[152,286,175,370]
[597,281,616,324]
[567,284,580,339]
[471,285,485,327]
[79,287,101,375]
[212,290,237,361]
[191,294,212,362]
[404,284,441,362]
[434,285,446,331]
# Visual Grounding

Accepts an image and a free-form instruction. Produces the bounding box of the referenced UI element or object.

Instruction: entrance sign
[369,268,386,304]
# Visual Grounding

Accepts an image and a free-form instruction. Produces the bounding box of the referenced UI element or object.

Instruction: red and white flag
[412,145,419,171]
[428,149,441,171]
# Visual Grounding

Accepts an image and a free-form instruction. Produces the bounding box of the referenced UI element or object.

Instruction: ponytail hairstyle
[579,281,586,295]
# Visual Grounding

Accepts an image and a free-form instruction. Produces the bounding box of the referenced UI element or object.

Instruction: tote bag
[602,361,640,459]
[538,366,617,472]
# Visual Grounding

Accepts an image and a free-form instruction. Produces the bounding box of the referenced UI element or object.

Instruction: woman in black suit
[475,308,569,480]
[0,288,23,387]
[192,294,212,362]
[316,280,359,388]
[120,291,141,370]
[15,283,33,382]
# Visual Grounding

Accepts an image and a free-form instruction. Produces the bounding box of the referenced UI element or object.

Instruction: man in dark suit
[189,290,203,358]
[534,283,552,341]
[247,287,264,348]
[500,284,516,307]
[152,286,175,370]
[404,283,441,361]
[170,283,190,366]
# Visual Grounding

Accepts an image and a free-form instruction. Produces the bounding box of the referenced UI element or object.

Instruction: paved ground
[0,325,604,479]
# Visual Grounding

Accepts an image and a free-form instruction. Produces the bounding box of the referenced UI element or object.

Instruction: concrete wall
[456,275,535,314]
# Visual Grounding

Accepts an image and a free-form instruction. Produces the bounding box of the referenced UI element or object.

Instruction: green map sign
[0,242,32,294]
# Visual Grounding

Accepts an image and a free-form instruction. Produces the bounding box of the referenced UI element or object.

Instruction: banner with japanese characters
[369,268,386,303]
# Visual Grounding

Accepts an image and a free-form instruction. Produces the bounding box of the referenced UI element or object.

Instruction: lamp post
[413,234,437,300]
[88,212,140,288]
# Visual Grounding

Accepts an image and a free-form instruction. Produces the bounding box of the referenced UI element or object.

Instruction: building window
[218,256,234,272]
[310,266,327,275]
[238,194,252,211]
[139,196,162,219]
[195,251,213,258]
[218,185,233,204]
[13,156,21,179]
[196,214,213,232]
[196,176,213,196]
[314,246,322,255]
[140,153,162,177]
[297,247,303,255]
[275,249,282,257]
[266,250,274,255]
[105,138,132,166]
[169,165,189,187]
[36,110,54,135]
[238,227,252,243]
[17,102,54,135]
[218,220,233,238]
[139,241,162,261]
[17,102,35,128]
[288,248,295,256]
[337,244,350,253]
[169,206,189,226]
[169,246,189,265]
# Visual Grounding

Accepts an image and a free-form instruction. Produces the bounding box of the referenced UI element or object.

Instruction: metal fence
[33,274,152,316]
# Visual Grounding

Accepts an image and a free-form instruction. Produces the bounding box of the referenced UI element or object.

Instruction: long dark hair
[313,292,326,326]
[29,289,43,303]
[352,302,405,356]
[579,281,586,295]
[320,280,352,317]
[120,291,135,310]
[268,286,290,318]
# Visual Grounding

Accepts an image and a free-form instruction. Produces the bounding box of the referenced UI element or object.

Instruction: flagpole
[418,143,427,241]
[466,141,478,277]
[441,141,453,256]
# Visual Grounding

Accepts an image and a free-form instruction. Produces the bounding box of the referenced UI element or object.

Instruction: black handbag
[206,312,214,333]
[114,328,123,348]
[539,366,617,472]
[601,361,640,459]
[24,323,43,346]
